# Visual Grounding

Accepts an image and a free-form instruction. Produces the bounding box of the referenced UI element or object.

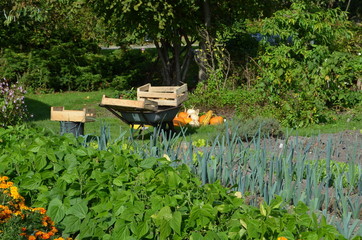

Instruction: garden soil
[260,130,362,163]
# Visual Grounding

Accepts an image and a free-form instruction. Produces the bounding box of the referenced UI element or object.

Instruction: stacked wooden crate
[137,83,188,107]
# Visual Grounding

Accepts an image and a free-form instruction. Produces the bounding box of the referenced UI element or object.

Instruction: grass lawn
[25,90,362,140]
[25,89,126,137]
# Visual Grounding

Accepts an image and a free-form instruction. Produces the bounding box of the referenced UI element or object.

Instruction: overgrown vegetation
[194,3,361,128]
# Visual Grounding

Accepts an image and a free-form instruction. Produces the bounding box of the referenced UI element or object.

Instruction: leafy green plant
[245,3,361,127]
[0,125,354,239]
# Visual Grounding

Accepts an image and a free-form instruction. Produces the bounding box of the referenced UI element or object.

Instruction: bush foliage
[194,3,361,127]
[0,46,157,92]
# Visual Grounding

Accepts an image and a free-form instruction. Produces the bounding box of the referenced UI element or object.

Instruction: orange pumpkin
[209,116,224,125]
[183,117,192,124]
[178,111,189,119]
[199,114,207,124]
[173,117,186,127]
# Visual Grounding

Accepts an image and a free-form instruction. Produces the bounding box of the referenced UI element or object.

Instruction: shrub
[215,116,284,141]
[245,3,362,127]
[0,78,30,127]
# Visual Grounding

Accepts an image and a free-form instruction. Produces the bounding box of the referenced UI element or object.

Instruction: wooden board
[100,95,158,111]
[50,107,96,123]
[137,83,188,106]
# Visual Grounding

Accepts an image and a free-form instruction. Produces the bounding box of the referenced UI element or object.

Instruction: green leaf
[79,218,96,239]
[35,156,47,171]
[66,200,88,219]
[20,174,42,190]
[75,148,88,156]
[64,153,79,169]
[260,203,267,216]
[48,198,66,223]
[139,157,158,169]
[170,211,182,235]
[160,219,172,240]
[191,232,204,240]
[136,221,149,238]
[62,215,81,233]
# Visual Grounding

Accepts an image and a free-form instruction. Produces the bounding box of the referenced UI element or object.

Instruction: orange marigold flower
[28,236,36,240]
[21,227,27,231]
[53,238,64,240]
[50,226,58,233]
[0,176,9,181]
[33,207,47,214]
[277,237,288,240]
[35,231,44,236]
[41,233,50,239]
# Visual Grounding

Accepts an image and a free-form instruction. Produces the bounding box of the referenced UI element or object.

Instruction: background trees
[0,0,361,127]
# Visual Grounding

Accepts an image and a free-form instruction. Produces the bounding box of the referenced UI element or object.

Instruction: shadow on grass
[25,97,51,121]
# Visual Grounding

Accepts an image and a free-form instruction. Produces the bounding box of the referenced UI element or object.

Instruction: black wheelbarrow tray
[99,95,180,131]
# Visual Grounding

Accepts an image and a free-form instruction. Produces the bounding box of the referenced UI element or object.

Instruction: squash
[173,117,186,127]
[199,114,206,124]
[178,111,189,119]
[189,120,200,127]
[183,117,192,124]
[210,116,224,125]
[200,110,213,126]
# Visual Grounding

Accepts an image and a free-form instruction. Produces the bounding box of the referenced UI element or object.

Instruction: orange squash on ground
[173,117,186,127]
[199,114,207,124]
[210,116,224,125]
[178,112,189,119]
[183,117,192,124]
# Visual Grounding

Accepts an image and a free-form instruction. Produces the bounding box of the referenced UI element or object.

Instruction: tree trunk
[197,0,211,82]
[155,37,194,86]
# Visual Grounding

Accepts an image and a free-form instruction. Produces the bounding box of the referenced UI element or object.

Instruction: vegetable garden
[0,123,361,239]
[1,0,362,239]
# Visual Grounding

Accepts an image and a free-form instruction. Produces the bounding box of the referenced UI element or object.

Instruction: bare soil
[260,130,362,163]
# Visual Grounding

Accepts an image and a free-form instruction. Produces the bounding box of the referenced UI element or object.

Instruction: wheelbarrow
[99,95,180,136]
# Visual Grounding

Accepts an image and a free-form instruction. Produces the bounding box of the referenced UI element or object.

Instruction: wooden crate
[50,107,96,123]
[137,83,188,106]
[100,95,158,111]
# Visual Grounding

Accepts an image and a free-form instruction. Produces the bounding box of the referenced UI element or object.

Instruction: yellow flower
[0,176,9,181]
[10,186,21,200]
[277,237,288,240]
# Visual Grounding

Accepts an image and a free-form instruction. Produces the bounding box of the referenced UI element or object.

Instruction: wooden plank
[137,91,177,99]
[137,83,151,91]
[175,84,188,95]
[101,95,158,111]
[50,107,95,122]
[176,93,188,105]
[149,86,179,92]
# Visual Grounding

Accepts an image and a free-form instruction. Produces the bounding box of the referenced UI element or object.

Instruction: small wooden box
[137,83,188,106]
[100,95,158,111]
[50,107,96,123]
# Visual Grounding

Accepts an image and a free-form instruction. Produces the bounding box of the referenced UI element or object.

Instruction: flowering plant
[0,78,31,127]
[0,176,71,240]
